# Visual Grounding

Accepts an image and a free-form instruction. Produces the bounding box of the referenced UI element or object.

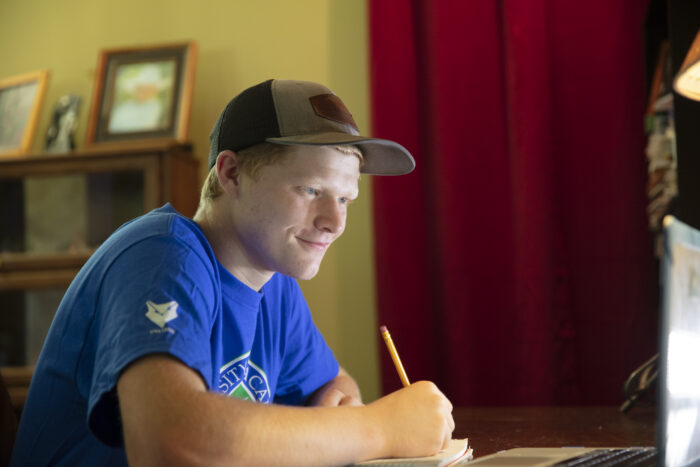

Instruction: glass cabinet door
[0,144,199,409]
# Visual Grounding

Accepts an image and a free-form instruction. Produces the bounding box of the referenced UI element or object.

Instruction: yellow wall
[0,0,381,401]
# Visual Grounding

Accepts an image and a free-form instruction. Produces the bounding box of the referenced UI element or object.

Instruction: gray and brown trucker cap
[208,79,415,175]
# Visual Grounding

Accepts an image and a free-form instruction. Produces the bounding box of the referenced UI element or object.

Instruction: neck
[193,201,273,291]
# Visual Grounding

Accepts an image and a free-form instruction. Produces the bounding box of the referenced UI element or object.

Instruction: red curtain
[370,0,657,405]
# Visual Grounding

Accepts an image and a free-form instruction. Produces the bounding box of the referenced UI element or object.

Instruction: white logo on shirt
[145,300,179,328]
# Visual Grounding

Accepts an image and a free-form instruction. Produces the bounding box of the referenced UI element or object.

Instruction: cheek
[247,193,305,233]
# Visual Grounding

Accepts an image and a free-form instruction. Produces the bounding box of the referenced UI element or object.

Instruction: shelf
[0,142,199,217]
[0,251,93,270]
[0,365,33,412]
[0,141,193,176]
[0,251,93,290]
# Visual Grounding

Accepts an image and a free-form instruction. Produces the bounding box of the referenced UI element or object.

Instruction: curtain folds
[369,0,657,404]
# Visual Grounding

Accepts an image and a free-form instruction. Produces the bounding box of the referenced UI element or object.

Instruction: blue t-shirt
[10,204,339,466]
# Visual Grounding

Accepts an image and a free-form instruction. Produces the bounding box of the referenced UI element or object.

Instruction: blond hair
[198,143,363,204]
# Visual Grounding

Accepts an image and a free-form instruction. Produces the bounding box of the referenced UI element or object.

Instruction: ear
[215,150,242,196]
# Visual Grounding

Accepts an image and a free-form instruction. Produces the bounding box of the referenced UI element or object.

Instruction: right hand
[367,380,454,458]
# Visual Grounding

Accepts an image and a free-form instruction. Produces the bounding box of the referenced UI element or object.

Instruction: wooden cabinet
[0,143,199,412]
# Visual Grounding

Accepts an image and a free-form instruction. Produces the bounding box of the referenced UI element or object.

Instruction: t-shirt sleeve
[86,235,218,446]
[272,278,339,405]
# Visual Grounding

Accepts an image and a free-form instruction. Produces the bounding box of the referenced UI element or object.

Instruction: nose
[314,197,345,235]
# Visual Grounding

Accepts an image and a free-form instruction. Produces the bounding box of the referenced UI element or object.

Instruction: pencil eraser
[379,325,388,333]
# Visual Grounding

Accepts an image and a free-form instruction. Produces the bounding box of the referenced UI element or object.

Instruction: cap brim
[266,132,415,175]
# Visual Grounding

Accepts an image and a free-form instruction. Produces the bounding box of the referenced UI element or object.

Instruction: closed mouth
[297,237,330,250]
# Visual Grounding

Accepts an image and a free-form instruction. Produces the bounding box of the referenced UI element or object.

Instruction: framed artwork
[0,70,49,157]
[85,42,197,147]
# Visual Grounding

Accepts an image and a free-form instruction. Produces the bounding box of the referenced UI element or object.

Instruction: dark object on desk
[45,95,81,153]
[620,354,658,413]
[551,448,657,466]
[465,447,657,466]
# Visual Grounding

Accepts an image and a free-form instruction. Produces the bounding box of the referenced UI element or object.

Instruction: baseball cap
[208,79,415,175]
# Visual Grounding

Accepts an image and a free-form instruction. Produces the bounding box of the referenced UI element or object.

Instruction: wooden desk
[452,406,656,457]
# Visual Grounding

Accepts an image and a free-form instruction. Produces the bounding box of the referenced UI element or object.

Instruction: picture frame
[85,42,197,147]
[0,70,49,157]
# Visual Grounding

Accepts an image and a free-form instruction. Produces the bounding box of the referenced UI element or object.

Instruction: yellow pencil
[380,325,410,387]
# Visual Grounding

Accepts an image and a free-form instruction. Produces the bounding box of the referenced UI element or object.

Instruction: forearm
[205,395,382,466]
[308,366,362,407]
[125,385,383,466]
[332,366,362,400]
[120,356,453,466]
[119,356,382,466]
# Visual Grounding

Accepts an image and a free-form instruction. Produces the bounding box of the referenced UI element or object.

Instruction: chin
[284,262,322,281]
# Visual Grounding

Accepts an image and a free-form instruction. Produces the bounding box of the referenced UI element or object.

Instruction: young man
[11,79,454,466]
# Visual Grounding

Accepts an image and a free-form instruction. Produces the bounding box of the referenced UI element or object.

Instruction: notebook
[350,438,472,466]
[459,215,700,467]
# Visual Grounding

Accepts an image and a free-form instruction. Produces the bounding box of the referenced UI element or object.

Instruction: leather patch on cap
[309,94,359,132]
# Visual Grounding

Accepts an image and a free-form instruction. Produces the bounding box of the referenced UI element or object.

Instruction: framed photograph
[85,42,197,147]
[0,70,49,157]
